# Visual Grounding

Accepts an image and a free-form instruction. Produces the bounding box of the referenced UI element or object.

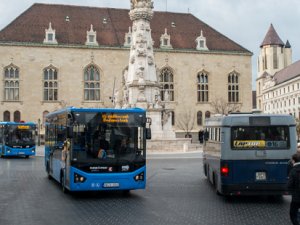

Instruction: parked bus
[203,113,296,196]
[0,122,36,158]
[45,107,151,193]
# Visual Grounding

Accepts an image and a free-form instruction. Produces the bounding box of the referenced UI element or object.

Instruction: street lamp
[37,118,41,146]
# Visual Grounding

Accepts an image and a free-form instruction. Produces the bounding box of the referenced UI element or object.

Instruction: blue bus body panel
[67,166,146,191]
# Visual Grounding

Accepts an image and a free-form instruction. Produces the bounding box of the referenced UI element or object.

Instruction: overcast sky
[1,0,300,90]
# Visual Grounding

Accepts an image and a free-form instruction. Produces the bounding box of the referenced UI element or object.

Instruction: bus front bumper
[3,146,36,157]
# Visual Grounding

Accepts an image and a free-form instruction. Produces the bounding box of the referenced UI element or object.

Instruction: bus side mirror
[146,128,151,140]
[67,126,73,138]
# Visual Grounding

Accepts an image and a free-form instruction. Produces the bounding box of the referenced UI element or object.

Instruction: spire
[285,40,291,48]
[260,24,284,48]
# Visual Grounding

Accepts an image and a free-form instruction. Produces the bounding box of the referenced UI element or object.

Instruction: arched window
[3,111,10,121]
[43,66,58,101]
[205,111,211,119]
[228,72,239,103]
[4,65,19,101]
[197,111,203,126]
[159,67,174,101]
[197,71,209,102]
[14,111,21,122]
[84,65,100,101]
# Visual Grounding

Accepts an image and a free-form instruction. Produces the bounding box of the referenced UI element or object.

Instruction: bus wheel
[60,172,68,194]
[203,165,208,177]
[46,163,52,180]
[122,190,131,197]
[25,155,29,159]
[213,173,222,196]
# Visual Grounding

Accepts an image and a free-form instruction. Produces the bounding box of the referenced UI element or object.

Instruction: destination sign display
[101,114,129,123]
[17,125,30,130]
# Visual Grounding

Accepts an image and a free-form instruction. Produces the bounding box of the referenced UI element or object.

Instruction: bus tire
[122,190,131,196]
[213,173,222,196]
[46,162,52,180]
[203,164,208,177]
[60,172,68,194]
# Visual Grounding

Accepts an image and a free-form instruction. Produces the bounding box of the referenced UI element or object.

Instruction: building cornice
[0,41,253,56]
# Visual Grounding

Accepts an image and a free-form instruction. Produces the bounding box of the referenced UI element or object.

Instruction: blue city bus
[0,121,36,158]
[45,107,151,193]
[203,113,296,196]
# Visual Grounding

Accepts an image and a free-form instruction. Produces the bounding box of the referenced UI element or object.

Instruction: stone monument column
[127,0,161,109]
[124,0,175,140]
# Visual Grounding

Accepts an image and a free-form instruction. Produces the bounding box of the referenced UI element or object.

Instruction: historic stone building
[256,24,300,119]
[0,3,252,141]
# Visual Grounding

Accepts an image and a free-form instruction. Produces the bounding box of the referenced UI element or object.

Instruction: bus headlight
[134,172,144,181]
[74,173,86,183]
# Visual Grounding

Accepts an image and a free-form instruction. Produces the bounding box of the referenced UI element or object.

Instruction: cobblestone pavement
[0,155,292,225]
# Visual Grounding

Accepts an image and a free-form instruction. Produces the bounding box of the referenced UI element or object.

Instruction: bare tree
[176,110,195,138]
[210,97,241,115]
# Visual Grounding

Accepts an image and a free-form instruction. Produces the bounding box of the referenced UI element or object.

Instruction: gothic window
[14,111,21,122]
[228,72,239,103]
[205,111,211,119]
[197,111,203,126]
[159,67,174,101]
[43,67,58,101]
[84,65,100,101]
[3,111,10,121]
[85,24,98,46]
[4,65,19,101]
[43,22,58,44]
[197,71,209,102]
[171,111,175,126]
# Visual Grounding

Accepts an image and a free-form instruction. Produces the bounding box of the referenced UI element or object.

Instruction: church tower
[256,24,292,110]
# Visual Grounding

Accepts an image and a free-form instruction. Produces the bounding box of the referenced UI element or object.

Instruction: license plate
[256,172,266,181]
[103,183,119,188]
[18,152,25,155]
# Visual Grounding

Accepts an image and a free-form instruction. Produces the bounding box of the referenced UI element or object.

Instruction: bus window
[231,126,289,150]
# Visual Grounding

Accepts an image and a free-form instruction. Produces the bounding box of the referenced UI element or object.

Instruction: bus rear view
[203,114,296,196]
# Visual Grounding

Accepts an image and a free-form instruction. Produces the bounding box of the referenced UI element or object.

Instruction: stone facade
[0,4,252,142]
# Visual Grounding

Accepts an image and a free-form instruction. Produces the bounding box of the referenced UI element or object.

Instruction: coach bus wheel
[213,173,222,196]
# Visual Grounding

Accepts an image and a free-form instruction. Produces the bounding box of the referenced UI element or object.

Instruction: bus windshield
[231,126,290,150]
[5,125,36,147]
[70,112,145,166]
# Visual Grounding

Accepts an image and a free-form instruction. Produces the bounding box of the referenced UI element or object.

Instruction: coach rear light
[221,165,229,177]
[74,173,86,183]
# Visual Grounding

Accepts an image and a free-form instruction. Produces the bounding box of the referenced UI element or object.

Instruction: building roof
[0,3,251,53]
[274,60,300,85]
[260,24,284,48]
